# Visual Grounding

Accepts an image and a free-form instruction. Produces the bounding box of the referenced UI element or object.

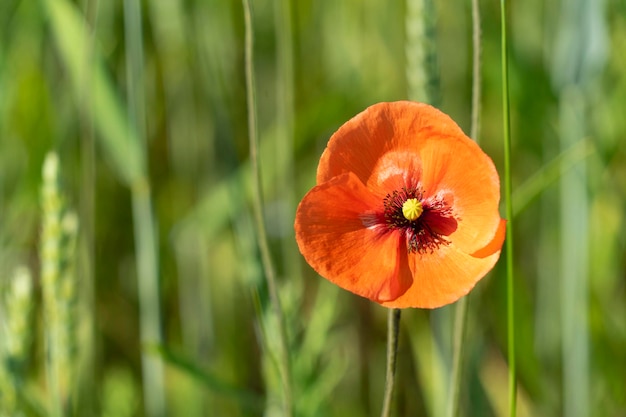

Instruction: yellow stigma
[402,198,423,221]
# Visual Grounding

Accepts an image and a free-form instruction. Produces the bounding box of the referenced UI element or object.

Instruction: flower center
[382,186,456,254]
[402,198,423,221]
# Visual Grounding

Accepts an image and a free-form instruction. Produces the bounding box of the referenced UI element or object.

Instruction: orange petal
[317,101,463,185]
[416,135,502,255]
[381,242,503,309]
[294,172,413,302]
[366,150,423,199]
[471,219,507,258]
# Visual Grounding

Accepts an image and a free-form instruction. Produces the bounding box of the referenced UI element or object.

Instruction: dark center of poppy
[383,186,456,254]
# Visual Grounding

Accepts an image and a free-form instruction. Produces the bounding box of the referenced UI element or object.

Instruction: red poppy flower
[294,101,505,308]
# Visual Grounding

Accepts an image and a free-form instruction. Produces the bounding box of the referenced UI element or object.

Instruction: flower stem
[242,1,293,416]
[380,308,401,417]
[500,0,516,416]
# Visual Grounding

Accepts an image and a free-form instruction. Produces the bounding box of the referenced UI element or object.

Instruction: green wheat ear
[40,151,80,417]
[0,266,35,414]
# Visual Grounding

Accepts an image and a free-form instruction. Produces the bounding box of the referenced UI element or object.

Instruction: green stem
[447,1,481,415]
[500,0,516,416]
[380,308,401,417]
[447,296,469,417]
[131,181,166,417]
[242,1,293,416]
[124,1,166,415]
[470,0,482,142]
[273,0,300,281]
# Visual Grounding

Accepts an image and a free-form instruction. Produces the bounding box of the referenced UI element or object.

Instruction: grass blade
[42,0,144,185]
[242,1,293,415]
[499,1,516,416]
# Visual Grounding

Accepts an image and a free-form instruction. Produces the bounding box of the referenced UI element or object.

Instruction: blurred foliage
[0,0,624,416]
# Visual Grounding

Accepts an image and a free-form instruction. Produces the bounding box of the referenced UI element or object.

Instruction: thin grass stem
[470,0,482,142]
[380,308,401,417]
[500,1,516,416]
[77,1,99,412]
[447,297,468,417]
[124,1,166,416]
[130,184,166,417]
[273,0,300,282]
[242,1,293,415]
[447,1,481,415]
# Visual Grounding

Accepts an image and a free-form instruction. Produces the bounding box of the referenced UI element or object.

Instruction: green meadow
[0,0,624,416]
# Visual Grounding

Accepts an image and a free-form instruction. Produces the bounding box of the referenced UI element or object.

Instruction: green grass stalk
[512,139,592,217]
[447,1,481,416]
[42,0,145,187]
[130,184,166,417]
[123,1,166,416]
[76,1,98,412]
[405,0,439,104]
[500,1,516,416]
[42,0,164,413]
[242,0,293,415]
[380,309,401,417]
[40,153,80,417]
[469,0,482,142]
[0,266,34,414]
[40,153,63,417]
[550,1,600,414]
[273,0,300,281]
[447,296,468,417]
[559,88,590,417]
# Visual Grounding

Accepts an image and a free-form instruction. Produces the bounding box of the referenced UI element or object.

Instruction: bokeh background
[0,0,624,416]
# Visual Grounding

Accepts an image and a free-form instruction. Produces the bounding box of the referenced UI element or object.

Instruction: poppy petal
[294,172,413,302]
[366,150,423,198]
[471,219,507,258]
[417,135,502,254]
[381,242,503,309]
[317,101,465,185]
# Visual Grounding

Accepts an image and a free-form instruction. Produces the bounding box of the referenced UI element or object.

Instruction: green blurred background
[0,0,624,416]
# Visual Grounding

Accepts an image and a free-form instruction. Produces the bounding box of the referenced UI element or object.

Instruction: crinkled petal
[366,150,423,198]
[294,172,413,302]
[317,101,465,185]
